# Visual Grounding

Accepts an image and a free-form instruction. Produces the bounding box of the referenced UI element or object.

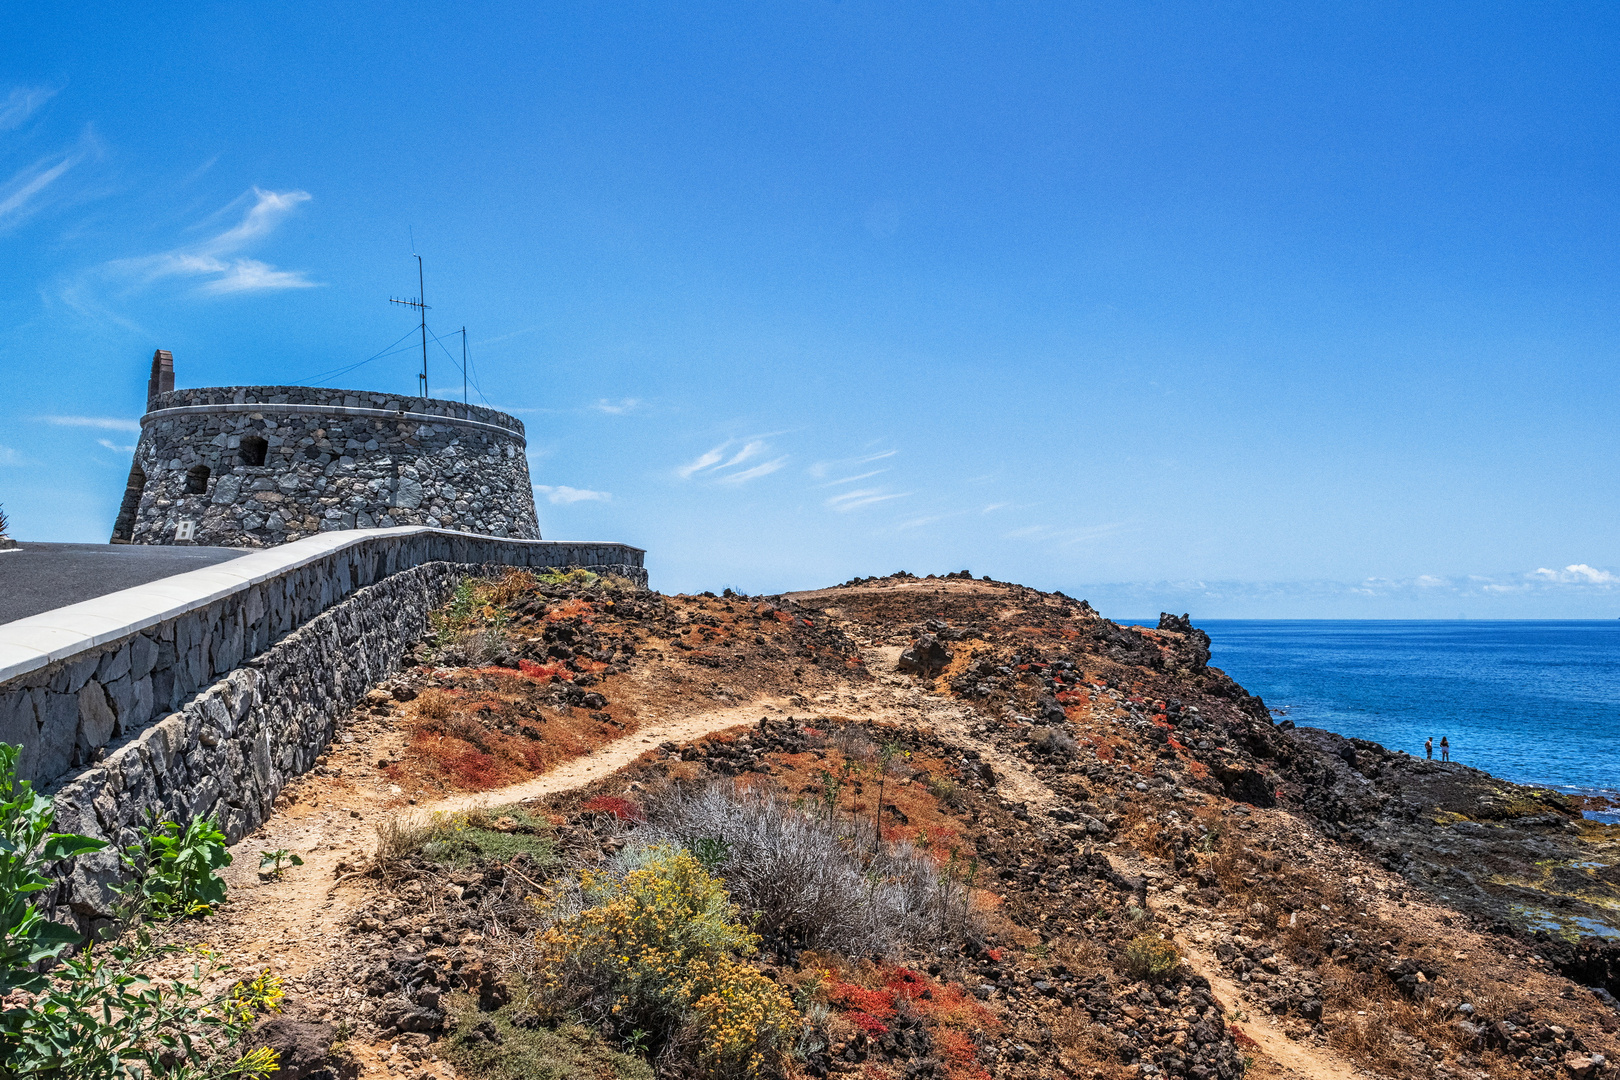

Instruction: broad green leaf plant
[0,743,280,1079]
[0,743,106,994]
[122,814,232,918]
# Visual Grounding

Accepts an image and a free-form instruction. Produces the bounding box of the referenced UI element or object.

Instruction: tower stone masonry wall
[115,384,540,548]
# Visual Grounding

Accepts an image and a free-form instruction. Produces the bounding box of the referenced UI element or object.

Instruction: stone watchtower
[111,350,540,547]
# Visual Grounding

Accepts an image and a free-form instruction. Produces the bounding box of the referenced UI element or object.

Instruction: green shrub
[534,845,799,1078]
[1122,934,1181,981]
[0,743,106,992]
[423,820,555,869]
[0,743,278,1079]
[442,992,652,1080]
[378,806,556,871]
[926,775,964,810]
[122,811,232,917]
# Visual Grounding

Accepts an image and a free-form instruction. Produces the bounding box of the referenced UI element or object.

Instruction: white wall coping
[0,527,644,685]
[141,402,525,443]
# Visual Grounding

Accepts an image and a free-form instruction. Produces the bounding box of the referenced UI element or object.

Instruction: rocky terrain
[148,569,1618,1080]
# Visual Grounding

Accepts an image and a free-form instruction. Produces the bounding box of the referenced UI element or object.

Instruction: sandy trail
[421,699,793,814]
[1180,941,1373,1080]
[1102,849,1378,1080]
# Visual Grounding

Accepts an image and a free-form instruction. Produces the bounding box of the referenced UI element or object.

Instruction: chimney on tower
[146,349,174,410]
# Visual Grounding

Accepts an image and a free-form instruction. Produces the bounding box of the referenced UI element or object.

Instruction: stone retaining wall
[45,560,473,922]
[0,526,646,924]
[0,528,644,790]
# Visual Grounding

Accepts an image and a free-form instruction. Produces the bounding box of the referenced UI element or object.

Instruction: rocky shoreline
[1275,724,1620,1000]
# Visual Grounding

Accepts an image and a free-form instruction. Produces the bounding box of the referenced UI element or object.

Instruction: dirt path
[1100,850,1378,1080]
[196,643,1051,1001]
[174,693,793,1036]
[1181,941,1373,1080]
[422,698,793,814]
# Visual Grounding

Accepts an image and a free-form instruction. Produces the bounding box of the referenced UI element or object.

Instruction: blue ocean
[1190,620,1620,801]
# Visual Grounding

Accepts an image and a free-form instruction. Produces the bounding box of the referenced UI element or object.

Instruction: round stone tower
[112,350,540,547]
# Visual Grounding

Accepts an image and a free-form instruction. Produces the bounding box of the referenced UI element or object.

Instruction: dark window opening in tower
[185,465,211,494]
[110,464,146,542]
[239,436,268,466]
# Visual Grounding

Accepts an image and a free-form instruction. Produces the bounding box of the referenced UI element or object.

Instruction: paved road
[0,542,249,626]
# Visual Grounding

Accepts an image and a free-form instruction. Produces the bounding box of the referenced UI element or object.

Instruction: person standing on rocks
[1425,737,1433,760]
[1440,736,1450,762]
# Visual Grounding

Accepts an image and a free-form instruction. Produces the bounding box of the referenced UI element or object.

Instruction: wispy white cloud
[534,484,611,504]
[97,438,137,453]
[1002,521,1129,547]
[0,127,99,232]
[678,437,789,484]
[677,443,729,479]
[0,85,57,130]
[817,469,886,487]
[476,326,537,347]
[182,155,219,184]
[106,187,317,295]
[38,415,141,432]
[808,449,896,481]
[0,444,21,466]
[721,441,766,469]
[592,398,641,415]
[203,259,314,294]
[825,487,907,511]
[718,457,788,484]
[981,502,1010,513]
[893,511,969,531]
[1057,522,1130,547]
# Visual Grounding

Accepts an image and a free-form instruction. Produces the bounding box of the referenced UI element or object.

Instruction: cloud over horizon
[1067,562,1620,620]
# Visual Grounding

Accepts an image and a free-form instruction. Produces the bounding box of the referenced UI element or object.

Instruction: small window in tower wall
[239,435,268,466]
[185,465,210,494]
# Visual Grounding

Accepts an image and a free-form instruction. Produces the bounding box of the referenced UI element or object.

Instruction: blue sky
[4,2,1620,618]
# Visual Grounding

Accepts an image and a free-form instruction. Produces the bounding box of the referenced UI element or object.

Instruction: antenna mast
[388,254,430,398]
[461,327,469,415]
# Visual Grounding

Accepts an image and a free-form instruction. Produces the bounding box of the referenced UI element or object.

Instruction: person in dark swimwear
[1440,736,1450,762]
[1425,737,1433,759]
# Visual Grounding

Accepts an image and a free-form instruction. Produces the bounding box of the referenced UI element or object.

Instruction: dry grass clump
[1030,727,1078,760]
[372,811,444,880]
[639,782,980,958]
[926,775,965,810]
[416,688,456,720]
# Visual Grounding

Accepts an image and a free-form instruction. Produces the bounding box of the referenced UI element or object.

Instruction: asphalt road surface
[0,542,248,626]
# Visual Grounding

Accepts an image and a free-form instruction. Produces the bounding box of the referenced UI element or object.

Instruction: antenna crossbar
[386,255,430,398]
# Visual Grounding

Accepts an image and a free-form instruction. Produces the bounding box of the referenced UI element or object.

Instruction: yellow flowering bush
[535,845,799,1077]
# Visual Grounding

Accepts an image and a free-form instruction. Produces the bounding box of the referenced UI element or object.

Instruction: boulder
[248,1018,336,1080]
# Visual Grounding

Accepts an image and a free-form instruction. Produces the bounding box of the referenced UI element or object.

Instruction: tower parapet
[112,354,539,547]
